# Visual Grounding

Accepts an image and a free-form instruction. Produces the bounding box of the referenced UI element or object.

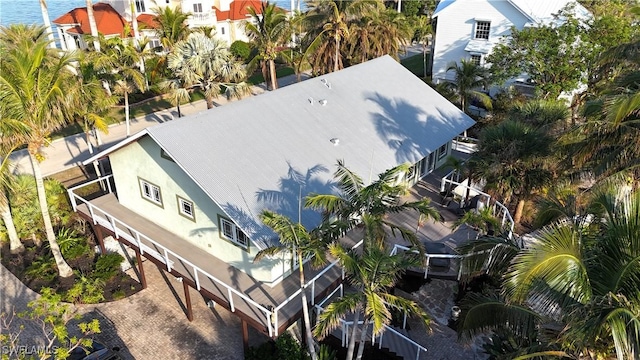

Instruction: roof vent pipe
[325,82,331,89]
[308,97,314,105]
[330,138,339,146]
[319,99,328,106]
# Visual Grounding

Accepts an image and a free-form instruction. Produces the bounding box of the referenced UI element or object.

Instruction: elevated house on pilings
[68,55,475,349]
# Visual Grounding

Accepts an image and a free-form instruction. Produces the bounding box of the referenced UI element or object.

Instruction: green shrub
[316,345,337,360]
[245,332,309,360]
[230,40,251,62]
[65,276,105,304]
[24,254,57,283]
[57,228,91,260]
[111,289,126,300]
[92,253,124,281]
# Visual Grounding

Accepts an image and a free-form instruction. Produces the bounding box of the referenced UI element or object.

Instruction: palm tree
[305,160,441,252]
[314,242,430,360]
[444,59,492,115]
[93,36,146,136]
[153,5,191,51]
[168,32,249,109]
[159,76,190,118]
[254,211,328,360]
[72,57,117,154]
[304,0,382,74]
[245,1,290,91]
[0,25,74,277]
[0,147,23,253]
[85,0,101,51]
[458,184,640,359]
[470,121,553,225]
[38,0,56,48]
[412,15,432,78]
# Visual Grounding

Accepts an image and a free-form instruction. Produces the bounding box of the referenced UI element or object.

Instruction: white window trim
[219,217,249,248]
[474,21,491,40]
[470,54,483,66]
[139,178,162,207]
[177,196,195,221]
[437,143,449,160]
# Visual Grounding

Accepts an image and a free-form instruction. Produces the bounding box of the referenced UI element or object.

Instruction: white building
[53,0,264,51]
[430,0,591,89]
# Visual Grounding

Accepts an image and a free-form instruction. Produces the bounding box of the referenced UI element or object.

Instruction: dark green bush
[92,253,124,281]
[57,228,91,260]
[245,332,309,360]
[230,40,251,62]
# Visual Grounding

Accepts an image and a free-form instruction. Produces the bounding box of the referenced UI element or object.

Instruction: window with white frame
[219,217,249,248]
[139,178,162,206]
[177,196,195,220]
[135,0,146,13]
[470,54,482,66]
[193,3,203,13]
[437,143,448,160]
[474,21,491,40]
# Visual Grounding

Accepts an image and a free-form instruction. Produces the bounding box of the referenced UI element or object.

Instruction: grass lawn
[401,53,430,78]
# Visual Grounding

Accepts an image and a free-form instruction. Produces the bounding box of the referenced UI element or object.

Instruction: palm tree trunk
[205,94,214,109]
[177,102,181,118]
[1,191,23,254]
[125,91,131,136]
[422,45,427,78]
[298,252,318,360]
[86,0,101,52]
[334,37,340,73]
[355,317,371,360]
[345,310,360,360]
[39,0,57,49]
[514,199,525,225]
[29,153,73,277]
[85,130,94,154]
[269,59,278,91]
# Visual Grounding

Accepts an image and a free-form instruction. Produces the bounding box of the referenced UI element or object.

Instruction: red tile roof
[137,13,159,30]
[52,3,129,37]
[214,0,264,21]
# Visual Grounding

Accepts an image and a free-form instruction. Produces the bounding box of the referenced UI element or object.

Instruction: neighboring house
[70,55,474,340]
[430,0,591,90]
[53,3,130,51]
[103,0,263,45]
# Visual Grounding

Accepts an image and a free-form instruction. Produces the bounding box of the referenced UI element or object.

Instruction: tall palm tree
[85,0,101,52]
[412,15,432,78]
[38,0,56,48]
[470,121,553,225]
[72,57,117,154]
[0,147,23,253]
[168,32,249,109]
[254,210,328,360]
[0,25,74,277]
[305,160,441,252]
[444,59,492,115]
[458,184,640,359]
[245,1,290,91]
[314,242,430,360]
[304,0,382,74]
[153,5,191,51]
[93,36,146,136]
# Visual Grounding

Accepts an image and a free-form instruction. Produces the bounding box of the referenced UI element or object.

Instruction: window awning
[464,39,493,54]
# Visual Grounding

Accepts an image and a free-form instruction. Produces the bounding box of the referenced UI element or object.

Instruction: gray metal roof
[143,55,474,249]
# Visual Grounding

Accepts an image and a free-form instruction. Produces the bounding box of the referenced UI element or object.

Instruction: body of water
[0,0,299,26]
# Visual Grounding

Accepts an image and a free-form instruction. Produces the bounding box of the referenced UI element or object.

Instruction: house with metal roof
[68,55,474,342]
[431,0,591,87]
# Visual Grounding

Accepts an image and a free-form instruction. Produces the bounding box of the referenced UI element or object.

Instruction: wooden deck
[76,193,347,337]
[71,170,475,338]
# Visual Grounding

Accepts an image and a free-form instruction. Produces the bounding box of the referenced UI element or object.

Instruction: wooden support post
[183,281,193,322]
[136,249,147,289]
[95,225,106,254]
[242,319,249,354]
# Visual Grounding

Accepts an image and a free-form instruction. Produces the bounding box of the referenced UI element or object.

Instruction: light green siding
[109,136,289,285]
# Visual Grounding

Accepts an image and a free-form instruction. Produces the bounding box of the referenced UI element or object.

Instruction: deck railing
[440,169,515,239]
[67,176,348,337]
